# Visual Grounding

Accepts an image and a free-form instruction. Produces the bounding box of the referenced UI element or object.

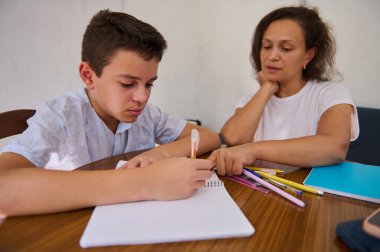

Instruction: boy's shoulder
[40,89,89,112]
[134,103,185,128]
[34,89,92,125]
[138,103,182,122]
[45,89,89,109]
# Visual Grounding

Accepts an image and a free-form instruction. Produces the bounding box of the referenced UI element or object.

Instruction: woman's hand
[257,71,279,95]
[207,143,257,176]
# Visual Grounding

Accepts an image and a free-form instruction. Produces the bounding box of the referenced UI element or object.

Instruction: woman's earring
[303,64,307,70]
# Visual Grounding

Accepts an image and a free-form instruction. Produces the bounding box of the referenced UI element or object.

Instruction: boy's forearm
[197,128,221,155]
[0,155,214,216]
[0,167,146,216]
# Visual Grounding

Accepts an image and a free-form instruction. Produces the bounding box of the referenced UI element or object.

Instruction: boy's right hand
[140,157,213,201]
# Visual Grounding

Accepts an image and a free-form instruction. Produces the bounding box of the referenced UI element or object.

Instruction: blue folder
[304,161,380,203]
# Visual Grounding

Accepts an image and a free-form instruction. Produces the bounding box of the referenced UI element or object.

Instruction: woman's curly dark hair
[251,5,336,81]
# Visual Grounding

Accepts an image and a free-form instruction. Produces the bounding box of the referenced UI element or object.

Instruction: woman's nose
[268,48,280,61]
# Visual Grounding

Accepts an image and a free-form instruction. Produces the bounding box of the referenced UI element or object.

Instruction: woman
[209,5,359,176]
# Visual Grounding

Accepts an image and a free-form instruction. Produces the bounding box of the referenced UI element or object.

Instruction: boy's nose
[132,88,149,103]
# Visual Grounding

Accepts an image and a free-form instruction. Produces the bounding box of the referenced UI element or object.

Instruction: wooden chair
[0,109,36,139]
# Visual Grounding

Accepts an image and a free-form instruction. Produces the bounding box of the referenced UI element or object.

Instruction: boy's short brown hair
[82,9,167,77]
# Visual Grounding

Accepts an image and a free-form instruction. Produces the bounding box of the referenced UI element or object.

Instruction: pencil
[243,169,305,208]
[255,171,324,195]
[263,178,303,196]
[226,176,269,193]
[191,142,196,159]
[190,129,199,159]
[244,166,284,174]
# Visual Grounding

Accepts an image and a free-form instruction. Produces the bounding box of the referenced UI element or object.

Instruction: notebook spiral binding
[204,180,224,187]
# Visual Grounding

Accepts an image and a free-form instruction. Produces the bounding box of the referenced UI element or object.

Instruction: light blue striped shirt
[1,89,186,170]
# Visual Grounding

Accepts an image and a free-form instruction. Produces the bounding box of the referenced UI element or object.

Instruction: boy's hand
[125,149,168,168]
[142,157,213,200]
[208,143,257,176]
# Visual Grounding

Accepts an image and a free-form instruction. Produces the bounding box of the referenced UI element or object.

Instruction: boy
[0,10,220,216]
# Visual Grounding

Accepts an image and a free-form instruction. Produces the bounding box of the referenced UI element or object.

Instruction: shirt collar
[116,122,131,134]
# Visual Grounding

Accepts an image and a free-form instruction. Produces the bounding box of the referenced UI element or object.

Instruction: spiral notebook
[80,162,254,248]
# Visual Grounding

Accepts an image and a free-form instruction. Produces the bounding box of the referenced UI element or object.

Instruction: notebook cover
[304,161,380,203]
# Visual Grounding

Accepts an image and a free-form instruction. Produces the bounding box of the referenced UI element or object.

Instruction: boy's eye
[282,48,292,52]
[120,83,134,88]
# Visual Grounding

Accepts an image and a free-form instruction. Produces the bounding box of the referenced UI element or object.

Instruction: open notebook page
[80,161,254,247]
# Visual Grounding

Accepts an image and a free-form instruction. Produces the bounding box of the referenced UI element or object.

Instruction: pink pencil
[243,169,305,208]
[226,176,269,193]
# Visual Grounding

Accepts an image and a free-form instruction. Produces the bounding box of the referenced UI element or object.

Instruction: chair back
[346,107,380,165]
[0,109,36,139]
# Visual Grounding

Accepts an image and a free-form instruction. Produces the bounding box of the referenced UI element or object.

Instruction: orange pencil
[191,129,199,159]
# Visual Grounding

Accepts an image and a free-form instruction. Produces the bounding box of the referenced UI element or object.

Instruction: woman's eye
[282,48,292,52]
[146,83,154,89]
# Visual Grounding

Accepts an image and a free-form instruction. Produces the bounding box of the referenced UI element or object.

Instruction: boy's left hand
[124,149,168,168]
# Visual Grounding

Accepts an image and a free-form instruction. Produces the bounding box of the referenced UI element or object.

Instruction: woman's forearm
[221,84,275,146]
[252,135,349,167]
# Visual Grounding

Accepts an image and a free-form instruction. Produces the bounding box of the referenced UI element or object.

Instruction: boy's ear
[79,62,96,89]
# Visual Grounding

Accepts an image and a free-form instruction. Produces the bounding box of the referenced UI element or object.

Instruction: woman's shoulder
[307,79,352,98]
[306,79,355,114]
[308,79,349,92]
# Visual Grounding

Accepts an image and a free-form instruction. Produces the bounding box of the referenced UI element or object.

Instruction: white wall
[1,0,380,147]
[123,1,200,119]
[197,0,380,130]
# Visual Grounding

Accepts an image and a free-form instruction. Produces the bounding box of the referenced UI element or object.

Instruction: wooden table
[0,152,378,251]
